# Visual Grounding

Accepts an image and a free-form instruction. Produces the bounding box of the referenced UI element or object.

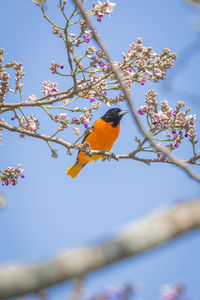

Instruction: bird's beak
[119,110,129,116]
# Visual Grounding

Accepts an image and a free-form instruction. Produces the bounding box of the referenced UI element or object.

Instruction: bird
[66,108,128,178]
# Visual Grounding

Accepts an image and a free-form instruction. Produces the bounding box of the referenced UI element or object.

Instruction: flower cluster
[87,48,108,70]
[73,127,80,137]
[0,72,10,102]
[84,30,92,43]
[52,26,63,38]
[84,283,135,300]
[54,113,70,130]
[28,94,37,101]
[11,114,40,137]
[138,90,197,151]
[72,110,93,128]
[65,30,92,48]
[12,61,25,92]
[122,38,177,84]
[93,1,116,22]
[80,282,188,300]
[90,101,101,110]
[79,38,176,108]
[30,0,46,7]
[0,57,25,101]
[63,1,116,48]
[24,115,40,133]
[49,61,64,74]
[72,102,101,113]
[161,284,185,300]
[79,18,88,32]
[78,72,124,107]
[42,81,59,96]
[0,164,25,186]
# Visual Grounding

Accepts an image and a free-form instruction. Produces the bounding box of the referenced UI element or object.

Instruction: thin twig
[0,88,74,110]
[69,278,83,300]
[0,120,72,149]
[64,6,78,92]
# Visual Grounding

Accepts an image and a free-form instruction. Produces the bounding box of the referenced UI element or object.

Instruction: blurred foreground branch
[0,199,200,298]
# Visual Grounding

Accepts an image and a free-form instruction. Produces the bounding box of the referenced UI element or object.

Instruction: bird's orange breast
[77,118,120,164]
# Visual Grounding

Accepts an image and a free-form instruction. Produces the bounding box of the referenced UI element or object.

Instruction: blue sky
[1,0,200,299]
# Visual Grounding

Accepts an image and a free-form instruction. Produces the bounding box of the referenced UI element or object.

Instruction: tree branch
[1,120,198,166]
[0,199,200,298]
[0,88,74,110]
[0,119,72,149]
[0,68,114,113]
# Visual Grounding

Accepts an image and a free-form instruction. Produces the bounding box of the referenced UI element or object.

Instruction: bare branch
[0,88,74,110]
[0,119,72,149]
[72,0,200,183]
[0,199,200,298]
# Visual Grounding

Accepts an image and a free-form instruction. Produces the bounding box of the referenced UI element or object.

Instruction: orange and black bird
[67,108,128,178]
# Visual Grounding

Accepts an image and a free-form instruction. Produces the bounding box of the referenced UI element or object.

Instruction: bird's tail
[66,162,84,178]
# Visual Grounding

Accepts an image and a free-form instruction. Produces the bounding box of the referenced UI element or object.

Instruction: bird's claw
[105,151,119,161]
[85,148,92,157]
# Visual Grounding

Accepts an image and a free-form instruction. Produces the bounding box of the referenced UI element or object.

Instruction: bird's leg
[84,142,92,157]
[85,147,92,157]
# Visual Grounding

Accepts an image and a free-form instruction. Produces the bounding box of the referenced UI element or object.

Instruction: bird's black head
[101,108,128,127]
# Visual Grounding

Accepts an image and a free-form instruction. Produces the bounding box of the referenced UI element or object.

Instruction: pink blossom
[137,105,147,115]
[100,61,106,68]
[0,164,25,186]
[97,12,104,22]
[49,61,64,74]
[94,1,116,16]
[42,81,59,96]
[84,33,90,43]
[161,284,183,300]
[141,78,147,85]
[72,117,78,123]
